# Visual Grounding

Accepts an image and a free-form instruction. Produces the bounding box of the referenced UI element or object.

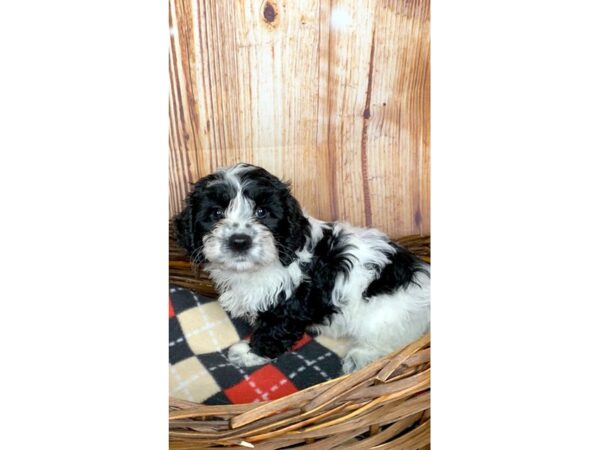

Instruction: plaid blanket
[169,285,351,404]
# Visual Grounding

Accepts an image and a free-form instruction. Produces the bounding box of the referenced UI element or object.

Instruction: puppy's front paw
[227,341,271,367]
[342,347,381,374]
[342,354,359,374]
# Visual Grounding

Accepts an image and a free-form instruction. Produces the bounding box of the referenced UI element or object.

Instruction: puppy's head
[175,163,309,272]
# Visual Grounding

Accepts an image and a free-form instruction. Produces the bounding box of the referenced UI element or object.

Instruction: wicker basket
[169,231,431,449]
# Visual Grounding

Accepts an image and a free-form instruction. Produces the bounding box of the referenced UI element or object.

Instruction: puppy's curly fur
[176,163,430,373]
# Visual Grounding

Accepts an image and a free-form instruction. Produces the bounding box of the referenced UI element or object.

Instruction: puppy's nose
[228,233,252,252]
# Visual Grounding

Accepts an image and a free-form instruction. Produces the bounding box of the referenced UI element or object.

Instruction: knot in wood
[263,2,277,23]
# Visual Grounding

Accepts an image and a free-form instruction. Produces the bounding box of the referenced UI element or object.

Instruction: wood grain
[169,0,430,238]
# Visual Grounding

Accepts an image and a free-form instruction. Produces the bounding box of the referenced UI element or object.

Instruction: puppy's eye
[212,208,224,219]
[255,207,267,219]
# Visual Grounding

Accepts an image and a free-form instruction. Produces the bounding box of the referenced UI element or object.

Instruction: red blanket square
[224,365,298,404]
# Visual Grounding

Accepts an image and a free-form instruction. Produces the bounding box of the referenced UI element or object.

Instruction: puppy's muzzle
[228,233,252,253]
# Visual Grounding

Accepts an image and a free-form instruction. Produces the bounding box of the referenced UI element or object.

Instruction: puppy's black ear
[279,189,310,266]
[174,174,221,259]
[174,198,197,257]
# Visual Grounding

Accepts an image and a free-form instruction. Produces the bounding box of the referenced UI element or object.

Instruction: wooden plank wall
[169,0,430,238]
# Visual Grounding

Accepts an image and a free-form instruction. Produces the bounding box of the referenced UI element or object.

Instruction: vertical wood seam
[360,25,376,228]
[325,0,338,220]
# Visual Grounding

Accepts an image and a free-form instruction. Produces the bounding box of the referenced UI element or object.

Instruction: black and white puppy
[175,163,430,373]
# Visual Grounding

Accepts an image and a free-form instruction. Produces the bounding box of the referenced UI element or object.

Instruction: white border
[434,0,600,447]
[1,1,168,448]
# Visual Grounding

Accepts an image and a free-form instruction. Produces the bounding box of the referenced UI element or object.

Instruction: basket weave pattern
[169,233,431,449]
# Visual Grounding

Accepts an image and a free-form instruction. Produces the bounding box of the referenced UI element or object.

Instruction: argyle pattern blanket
[169,285,351,404]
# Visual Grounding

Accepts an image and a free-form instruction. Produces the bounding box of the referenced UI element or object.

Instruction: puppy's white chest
[209,260,303,319]
[218,289,260,322]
